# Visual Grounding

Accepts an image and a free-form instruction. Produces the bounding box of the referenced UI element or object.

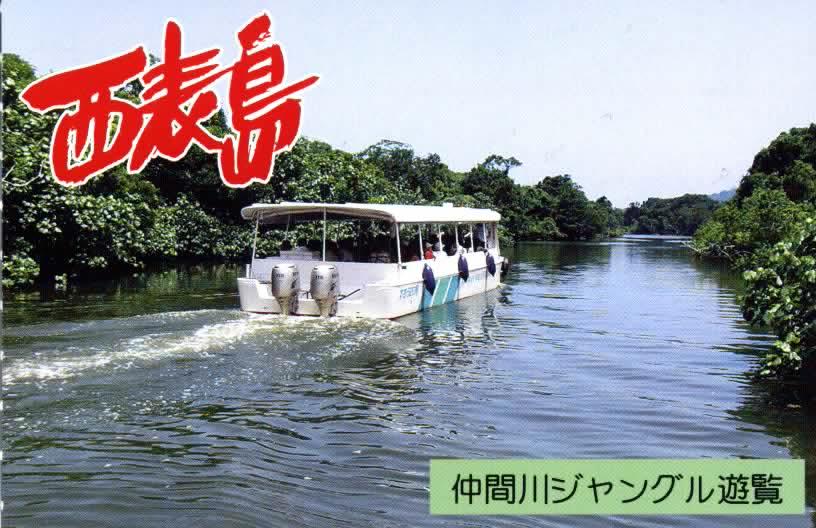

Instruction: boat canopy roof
[241,202,501,225]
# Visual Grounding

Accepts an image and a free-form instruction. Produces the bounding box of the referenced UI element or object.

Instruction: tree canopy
[2,52,626,289]
[692,125,816,383]
[623,194,720,236]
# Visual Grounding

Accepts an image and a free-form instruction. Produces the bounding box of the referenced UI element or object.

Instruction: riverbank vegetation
[4,53,813,394]
[622,194,720,236]
[3,53,625,290]
[691,125,816,385]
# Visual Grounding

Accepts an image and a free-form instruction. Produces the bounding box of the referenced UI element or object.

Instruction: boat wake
[3,309,410,386]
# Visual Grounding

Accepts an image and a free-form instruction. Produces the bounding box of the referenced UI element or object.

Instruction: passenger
[473,231,485,251]
[424,242,434,260]
[443,234,457,256]
[462,233,472,252]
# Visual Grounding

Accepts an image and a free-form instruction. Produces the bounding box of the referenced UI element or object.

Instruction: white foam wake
[3,312,407,386]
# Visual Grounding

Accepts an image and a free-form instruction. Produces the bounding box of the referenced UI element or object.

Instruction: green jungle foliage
[623,194,720,236]
[693,125,816,382]
[742,219,816,380]
[3,54,624,289]
[5,53,814,390]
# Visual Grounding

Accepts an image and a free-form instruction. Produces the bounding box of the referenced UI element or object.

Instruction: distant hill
[709,188,736,202]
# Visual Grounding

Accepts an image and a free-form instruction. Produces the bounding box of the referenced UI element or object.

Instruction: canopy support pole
[322,208,327,262]
[250,217,259,277]
[418,224,423,259]
[454,223,460,252]
[483,223,488,250]
[469,223,474,253]
[395,223,402,265]
[494,223,500,252]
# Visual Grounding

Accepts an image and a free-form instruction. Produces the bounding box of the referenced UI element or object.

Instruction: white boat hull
[237,251,503,319]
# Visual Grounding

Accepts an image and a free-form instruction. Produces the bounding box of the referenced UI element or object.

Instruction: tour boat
[237,202,508,319]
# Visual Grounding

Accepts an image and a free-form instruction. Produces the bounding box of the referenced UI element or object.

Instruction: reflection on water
[2,239,813,527]
[730,379,816,527]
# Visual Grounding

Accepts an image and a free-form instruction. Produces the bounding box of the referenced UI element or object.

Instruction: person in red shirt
[423,242,435,260]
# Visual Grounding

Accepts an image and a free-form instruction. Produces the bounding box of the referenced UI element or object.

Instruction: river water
[2,238,813,527]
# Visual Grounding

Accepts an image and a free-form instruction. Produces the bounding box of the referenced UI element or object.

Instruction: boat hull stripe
[445,276,459,303]
[422,274,465,311]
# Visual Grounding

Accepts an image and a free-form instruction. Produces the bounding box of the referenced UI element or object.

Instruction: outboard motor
[310,264,340,317]
[271,264,300,315]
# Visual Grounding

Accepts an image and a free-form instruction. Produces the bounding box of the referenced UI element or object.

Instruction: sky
[4,0,816,207]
